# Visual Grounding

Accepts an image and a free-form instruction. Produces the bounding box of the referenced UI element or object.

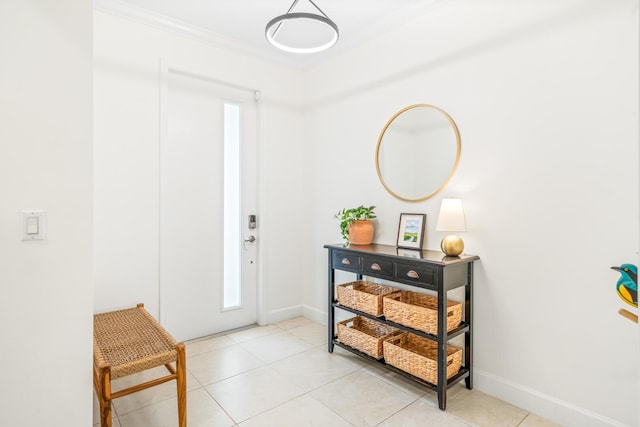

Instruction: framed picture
[396,213,426,250]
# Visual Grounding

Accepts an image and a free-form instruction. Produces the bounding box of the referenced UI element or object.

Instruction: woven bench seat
[93,303,186,427]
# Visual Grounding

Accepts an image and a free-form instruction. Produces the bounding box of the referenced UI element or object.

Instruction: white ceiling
[95,0,448,68]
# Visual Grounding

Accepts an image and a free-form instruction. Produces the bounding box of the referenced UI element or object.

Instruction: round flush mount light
[265,1,339,54]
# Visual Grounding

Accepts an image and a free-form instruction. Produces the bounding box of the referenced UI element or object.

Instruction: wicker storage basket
[383,291,462,334]
[337,281,400,316]
[383,333,462,385]
[337,316,401,359]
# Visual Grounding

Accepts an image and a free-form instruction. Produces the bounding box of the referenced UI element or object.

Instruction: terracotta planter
[348,220,374,245]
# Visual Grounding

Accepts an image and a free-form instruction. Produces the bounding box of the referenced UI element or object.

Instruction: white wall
[0,1,93,426]
[304,0,639,426]
[93,10,310,322]
[93,1,638,425]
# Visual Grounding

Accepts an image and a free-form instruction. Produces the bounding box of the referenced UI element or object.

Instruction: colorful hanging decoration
[611,264,638,323]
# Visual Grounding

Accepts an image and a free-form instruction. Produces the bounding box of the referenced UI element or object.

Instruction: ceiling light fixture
[265,0,339,54]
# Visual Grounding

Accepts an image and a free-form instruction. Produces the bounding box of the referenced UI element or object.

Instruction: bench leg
[176,343,187,427]
[94,367,112,427]
[99,397,112,427]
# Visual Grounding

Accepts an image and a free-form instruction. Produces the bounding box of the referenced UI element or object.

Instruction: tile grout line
[200,380,240,425]
[201,323,361,425]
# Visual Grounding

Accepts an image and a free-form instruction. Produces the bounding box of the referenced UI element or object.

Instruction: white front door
[160,66,258,342]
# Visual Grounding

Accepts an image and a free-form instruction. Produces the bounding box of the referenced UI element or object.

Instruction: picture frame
[396,213,426,250]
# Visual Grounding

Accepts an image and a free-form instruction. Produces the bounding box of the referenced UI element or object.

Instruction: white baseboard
[266,305,303,324]
[474,369,629,427]
[302,304,327,326]
[266,305,328,326]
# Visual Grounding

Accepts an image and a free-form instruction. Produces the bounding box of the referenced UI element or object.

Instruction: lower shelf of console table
[332,340,471,390]
[330,302,471,400]
[332,302,471,340]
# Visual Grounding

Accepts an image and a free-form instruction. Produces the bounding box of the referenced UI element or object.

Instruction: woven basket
[383,291,462,334]
[337,281,400,316]
[383,333,462,385]
[337,316,401,359]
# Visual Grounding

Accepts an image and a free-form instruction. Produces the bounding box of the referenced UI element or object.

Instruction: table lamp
[436,198,466,256]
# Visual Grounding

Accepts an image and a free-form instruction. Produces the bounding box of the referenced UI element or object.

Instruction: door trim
[158,58,266,328]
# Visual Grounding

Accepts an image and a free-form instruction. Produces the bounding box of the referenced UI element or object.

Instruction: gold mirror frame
[375,104,461,202]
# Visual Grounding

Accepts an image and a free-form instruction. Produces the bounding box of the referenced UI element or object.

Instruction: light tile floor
[93,317,559,426]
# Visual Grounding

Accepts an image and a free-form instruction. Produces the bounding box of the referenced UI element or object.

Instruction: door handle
[244,235,256,243]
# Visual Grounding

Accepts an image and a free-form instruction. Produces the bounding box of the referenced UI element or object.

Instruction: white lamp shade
[436,198,466,232]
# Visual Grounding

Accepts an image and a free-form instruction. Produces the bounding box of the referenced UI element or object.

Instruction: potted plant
[334,205,376,245]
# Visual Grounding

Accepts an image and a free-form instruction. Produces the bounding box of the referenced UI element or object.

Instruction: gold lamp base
[440,235,464,257]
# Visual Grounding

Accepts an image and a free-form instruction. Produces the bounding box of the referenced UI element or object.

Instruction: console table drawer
[362,257,394,278]
[396,263,435,287]
[332,251,361,272]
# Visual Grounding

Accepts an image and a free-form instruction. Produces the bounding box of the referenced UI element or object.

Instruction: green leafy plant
[334,205,376,244]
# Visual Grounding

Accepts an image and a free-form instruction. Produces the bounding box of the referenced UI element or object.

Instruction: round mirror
[375,104,461,202]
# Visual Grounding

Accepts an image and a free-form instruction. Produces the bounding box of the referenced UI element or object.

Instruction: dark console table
[325,243,479,410]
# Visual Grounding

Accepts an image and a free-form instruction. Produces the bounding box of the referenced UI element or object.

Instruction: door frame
[158,58,267,329]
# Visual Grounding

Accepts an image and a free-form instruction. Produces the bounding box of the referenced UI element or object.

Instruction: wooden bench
[93,303,186,427]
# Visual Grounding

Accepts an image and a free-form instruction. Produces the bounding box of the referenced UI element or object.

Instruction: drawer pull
[370,263,381,271]
[341,258,351,265]
[406,270,419,279]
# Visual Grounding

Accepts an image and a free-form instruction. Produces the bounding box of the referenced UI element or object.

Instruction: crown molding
[93,0,303,69]
[93,0,451,70]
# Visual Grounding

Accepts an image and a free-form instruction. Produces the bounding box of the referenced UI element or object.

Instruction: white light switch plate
[21,210,46,241]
